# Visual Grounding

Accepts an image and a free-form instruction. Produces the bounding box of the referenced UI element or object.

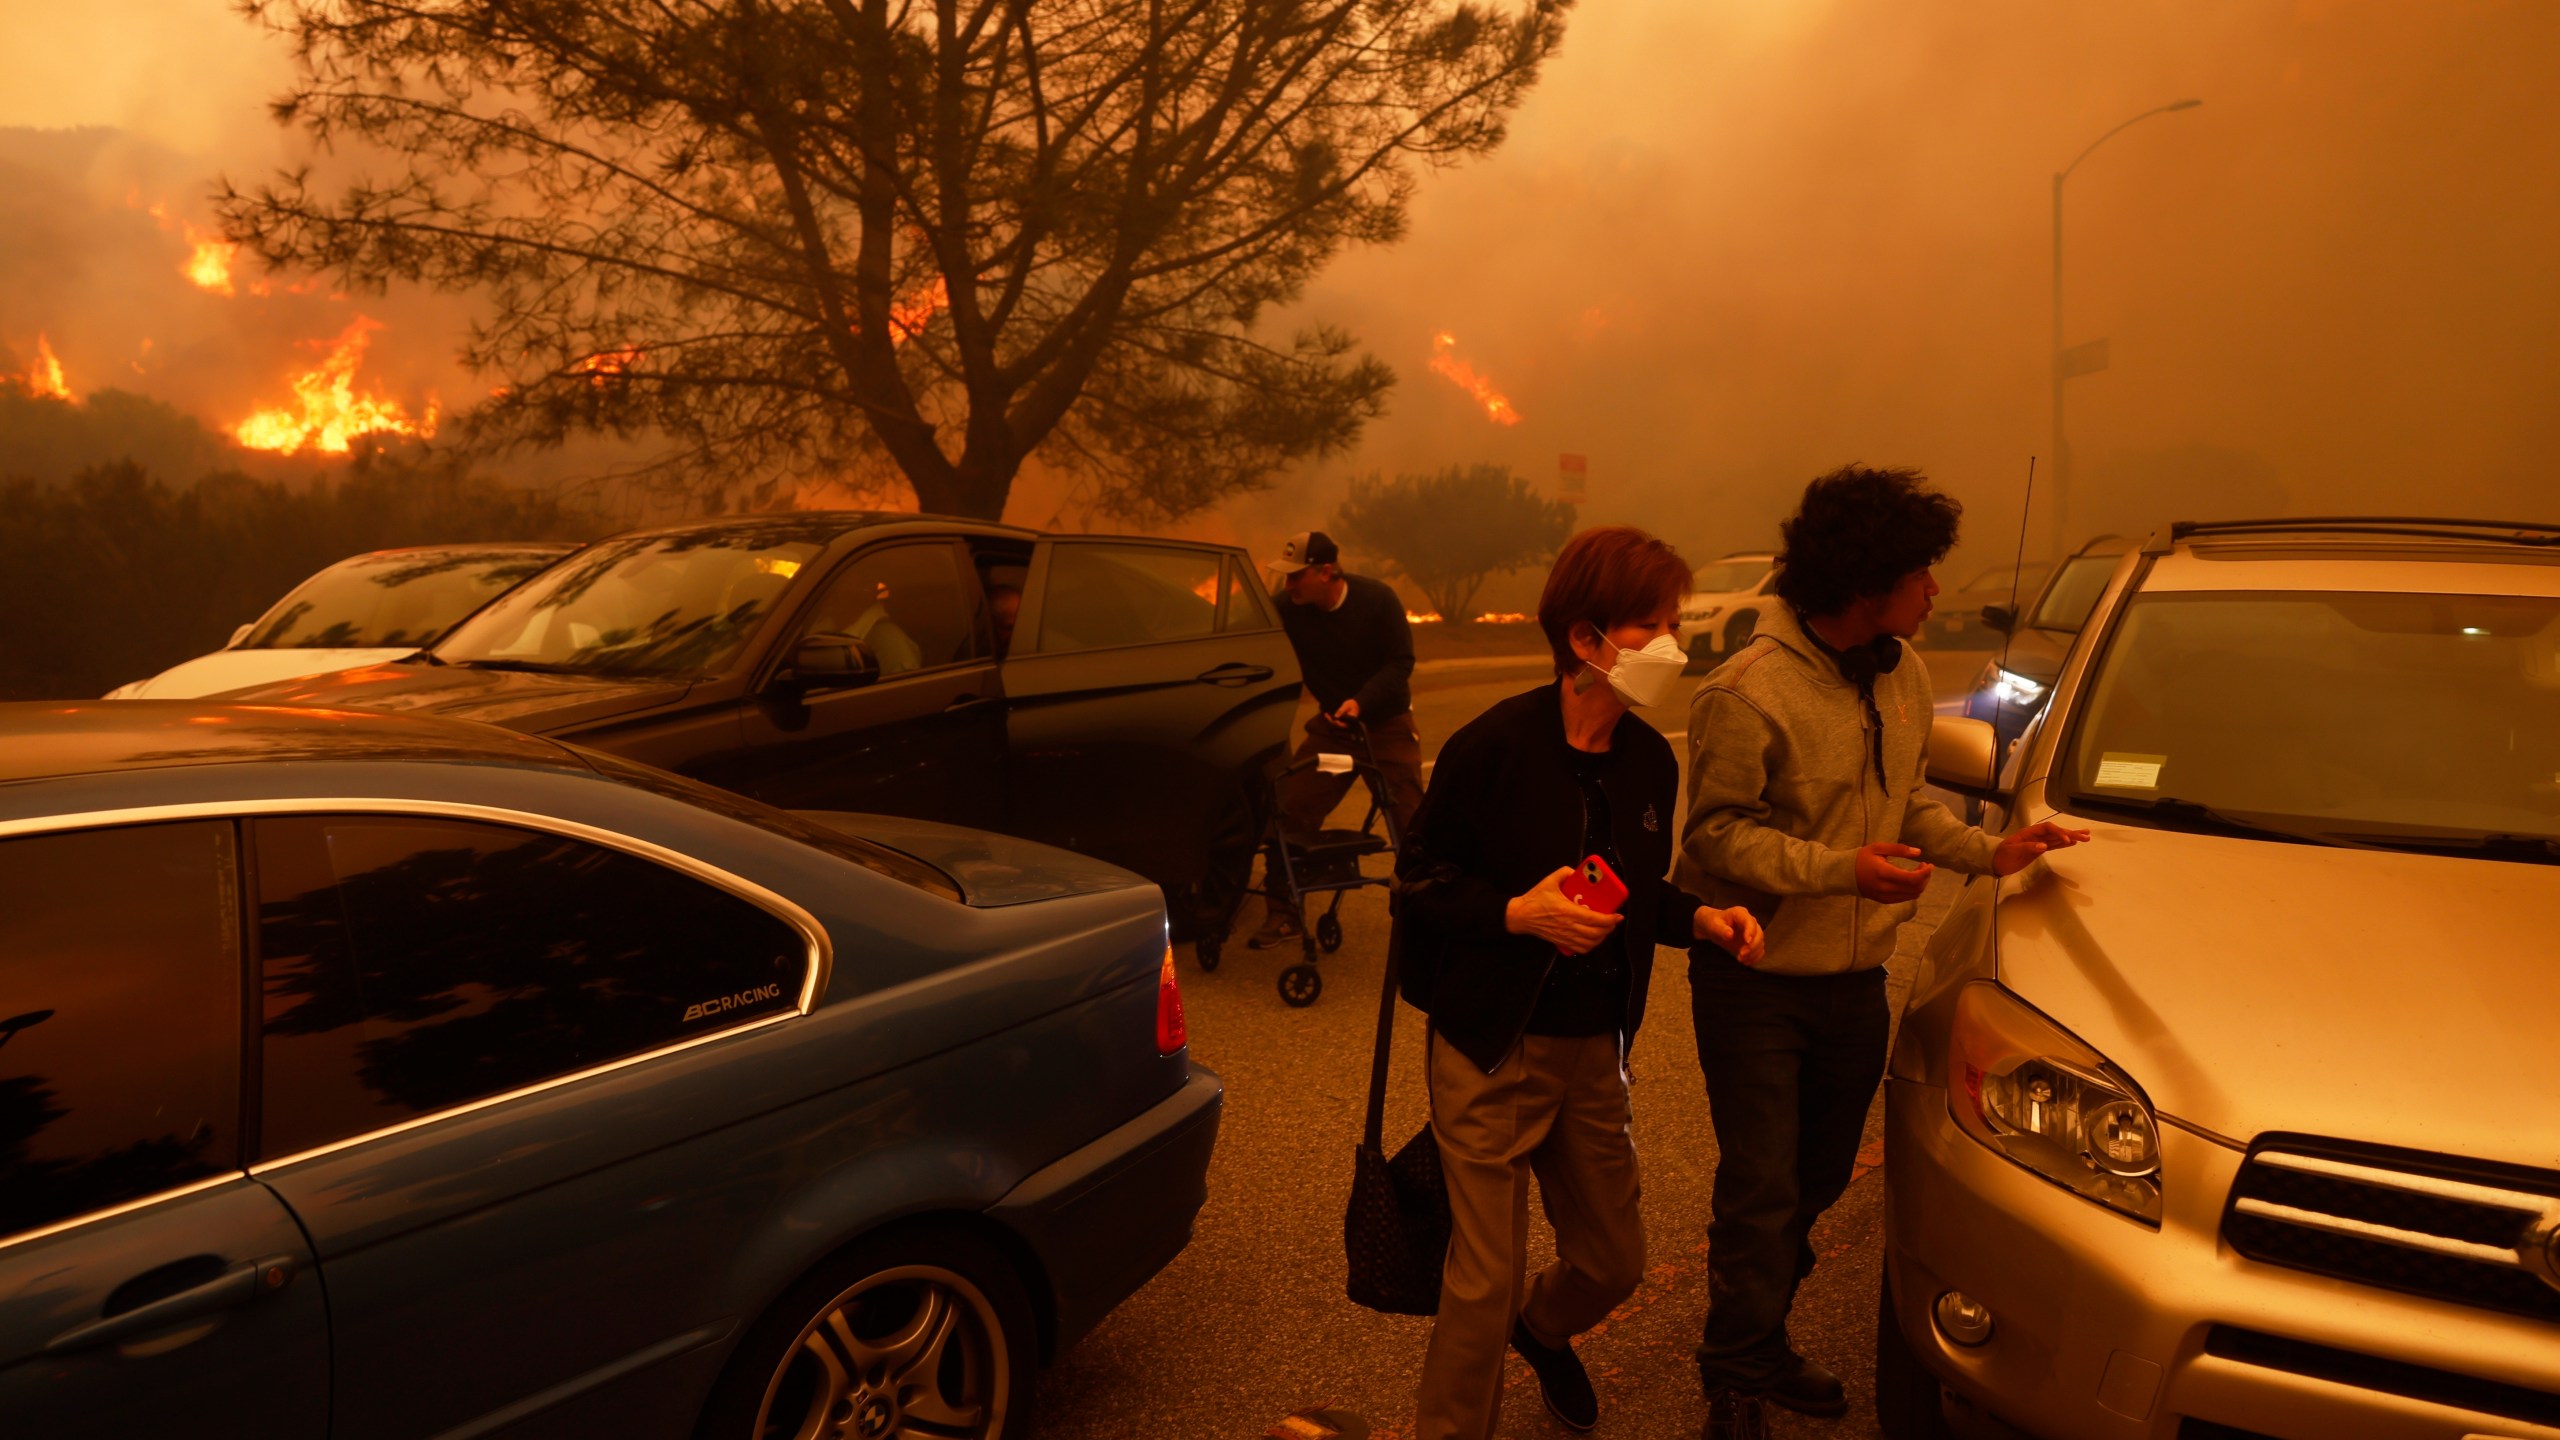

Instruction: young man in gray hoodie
[1676,467,2087,1437]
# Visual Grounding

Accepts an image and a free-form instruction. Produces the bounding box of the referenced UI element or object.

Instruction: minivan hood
[793,811,1152,908]
[215,661,687,733]
[1996,816,2560,1169]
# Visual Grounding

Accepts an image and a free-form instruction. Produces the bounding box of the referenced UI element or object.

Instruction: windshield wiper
[2071,794,2363,848]
[2326,831,2560,865]
[451,658,585,675]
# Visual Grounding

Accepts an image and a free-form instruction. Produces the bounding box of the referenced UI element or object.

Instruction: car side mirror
[780,632,880,696]
[228,623,253,647]
[1978,604,2015,636]
[1926,715,2004,803]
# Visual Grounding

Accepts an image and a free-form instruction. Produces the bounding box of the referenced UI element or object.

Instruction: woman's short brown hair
[1537,526,1693,676]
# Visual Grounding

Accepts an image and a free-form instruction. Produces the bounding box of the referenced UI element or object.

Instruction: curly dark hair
[1774,465,1964,617]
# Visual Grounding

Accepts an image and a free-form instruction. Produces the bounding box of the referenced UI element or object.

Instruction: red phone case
[1558,854,1629,916]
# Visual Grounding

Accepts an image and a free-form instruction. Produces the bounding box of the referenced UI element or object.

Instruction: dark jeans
[1689,948,1890,1388]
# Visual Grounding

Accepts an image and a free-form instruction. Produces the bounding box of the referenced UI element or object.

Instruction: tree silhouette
[1334,462,1573,622]
[219,0,1571,521]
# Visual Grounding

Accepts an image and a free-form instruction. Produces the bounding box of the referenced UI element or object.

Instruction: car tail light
[1155,944,1187,1055]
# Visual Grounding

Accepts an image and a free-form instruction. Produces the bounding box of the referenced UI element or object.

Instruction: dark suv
[224,513,1300,932]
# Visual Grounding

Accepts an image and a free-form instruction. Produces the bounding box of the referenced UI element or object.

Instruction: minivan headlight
[1948,982,2162,1224]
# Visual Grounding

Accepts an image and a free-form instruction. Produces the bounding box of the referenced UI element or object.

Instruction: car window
[245,550,565,650]
[1691,559,1769,594]
[2059,589,2560,844]
[1220,556,1275,631]
[797,544,980,677]
[1037,544,1222,653]
[1,821,241,1237]
[2029,554,2120,632]
[438,529,821,679]
[253,814,808,1158]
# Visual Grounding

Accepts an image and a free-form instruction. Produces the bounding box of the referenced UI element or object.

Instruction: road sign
[1558,453,1587,505]
[2059,338,2111,379]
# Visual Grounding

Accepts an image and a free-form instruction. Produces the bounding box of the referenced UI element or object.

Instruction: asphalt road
[1030,647,2005,1440]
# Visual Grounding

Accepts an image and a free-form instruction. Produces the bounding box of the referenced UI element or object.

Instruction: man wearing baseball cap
[1252,530,1426,949]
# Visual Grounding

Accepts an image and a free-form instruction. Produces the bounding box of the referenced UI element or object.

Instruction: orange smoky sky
[5,1,2556,579]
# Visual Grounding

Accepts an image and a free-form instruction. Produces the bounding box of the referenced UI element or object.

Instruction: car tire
[695,1224,1038,1440]
[1723,610,1758,655]
[1873,1274,1956,1440]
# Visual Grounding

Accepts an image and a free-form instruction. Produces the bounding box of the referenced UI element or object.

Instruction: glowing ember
[888,278,949,343]
[18,335,71,400]
[573,346,644,388]
[1428,331,1521,426]
[233,317,437,454]
[183,225,238,296]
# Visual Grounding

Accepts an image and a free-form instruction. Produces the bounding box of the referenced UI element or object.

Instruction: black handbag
[1343,929,1451,1317]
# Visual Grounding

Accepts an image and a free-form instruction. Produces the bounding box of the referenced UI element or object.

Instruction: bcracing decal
[683,983,785,1023]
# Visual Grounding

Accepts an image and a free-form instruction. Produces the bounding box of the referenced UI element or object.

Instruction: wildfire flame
[573,346,644,388]
[182,225,238,296]
[1428,331,1521,426]
[1406,611,1443,624]
[233,317,438,454]
[888,278,949,343]
[18,336,71,400]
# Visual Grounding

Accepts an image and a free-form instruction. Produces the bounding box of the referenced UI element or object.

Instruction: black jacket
[1394,682,1706,1073]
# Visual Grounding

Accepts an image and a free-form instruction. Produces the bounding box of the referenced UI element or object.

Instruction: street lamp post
[2050,98,2201,562]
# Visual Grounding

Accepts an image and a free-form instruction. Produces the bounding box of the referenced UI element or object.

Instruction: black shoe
[1704,1388,1769,1440]
[1756,1355,1847,1418]
[1509,1318,1598,1432]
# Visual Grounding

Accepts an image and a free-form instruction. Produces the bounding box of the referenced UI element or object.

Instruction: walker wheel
[1196,934,1223,972]
[1278,964,1323,1008]
[1315,913,1343,953]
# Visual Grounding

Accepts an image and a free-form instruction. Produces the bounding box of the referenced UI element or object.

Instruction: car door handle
[44,1254,299,1355]
[1196,663,1274,687]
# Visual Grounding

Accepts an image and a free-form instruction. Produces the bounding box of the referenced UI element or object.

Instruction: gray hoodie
[1675,602,1998,976]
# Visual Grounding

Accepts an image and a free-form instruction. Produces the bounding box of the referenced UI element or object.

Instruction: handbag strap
[1362,924,1402,1150]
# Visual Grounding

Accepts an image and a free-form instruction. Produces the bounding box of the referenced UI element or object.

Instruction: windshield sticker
[2093,753,2166,790]
[683,983,785,1023]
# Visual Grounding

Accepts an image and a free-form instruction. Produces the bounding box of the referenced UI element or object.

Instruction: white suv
[1682,551,1778,664]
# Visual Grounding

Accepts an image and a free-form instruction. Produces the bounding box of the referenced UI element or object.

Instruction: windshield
[1691,559,1770,594]
[2060,589,2560,851]
[244,549,563,650]
[2027,554,2121,632]
[436,531,820,679]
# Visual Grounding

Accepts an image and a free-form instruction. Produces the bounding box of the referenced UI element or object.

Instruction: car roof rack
[2148,517,2560,554]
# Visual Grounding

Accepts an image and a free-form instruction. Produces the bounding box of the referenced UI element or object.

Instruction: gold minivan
[1880,518,2560,1440]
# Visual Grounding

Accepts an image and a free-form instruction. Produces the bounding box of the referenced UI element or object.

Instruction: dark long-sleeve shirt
[1277,573,1414,720]
[1394,682,1707,1072]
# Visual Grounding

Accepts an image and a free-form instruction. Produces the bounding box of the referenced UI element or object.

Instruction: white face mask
[1594,632,1688,708]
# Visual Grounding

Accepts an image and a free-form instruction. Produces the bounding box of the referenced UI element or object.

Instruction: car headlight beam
[1948,982,2163,1224]
[1989,666,2046,708]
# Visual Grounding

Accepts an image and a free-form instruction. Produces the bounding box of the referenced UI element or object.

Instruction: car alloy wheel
[754,1264,1011,1440]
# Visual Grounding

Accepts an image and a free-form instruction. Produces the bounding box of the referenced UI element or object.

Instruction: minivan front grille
[2223,1137,2560,1325]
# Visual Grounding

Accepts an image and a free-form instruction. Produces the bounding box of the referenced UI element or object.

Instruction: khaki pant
[1266,711,1424,923]
[1415,1031,1646,1440]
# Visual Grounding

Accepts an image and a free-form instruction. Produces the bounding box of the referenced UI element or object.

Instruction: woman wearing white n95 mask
[1390,526,1764,1440]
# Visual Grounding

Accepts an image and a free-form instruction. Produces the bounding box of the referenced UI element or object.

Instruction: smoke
[2,0,2554,571]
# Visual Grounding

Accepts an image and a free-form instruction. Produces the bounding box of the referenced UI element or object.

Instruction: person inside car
[1250,529,1426,949]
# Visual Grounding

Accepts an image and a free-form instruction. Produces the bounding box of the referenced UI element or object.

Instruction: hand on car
[1853,842,1934,903]
[1506,866,1623,955]
[1695,905,1765,966]
[1992,819,2093,876]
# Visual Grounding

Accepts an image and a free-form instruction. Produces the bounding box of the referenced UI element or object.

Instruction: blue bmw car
[0,702,1220,1440]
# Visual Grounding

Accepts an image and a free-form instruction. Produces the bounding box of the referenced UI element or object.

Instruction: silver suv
[1881,517,2560,1440]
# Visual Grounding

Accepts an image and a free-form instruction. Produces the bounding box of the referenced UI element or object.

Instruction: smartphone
[1558,854,1629,916]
